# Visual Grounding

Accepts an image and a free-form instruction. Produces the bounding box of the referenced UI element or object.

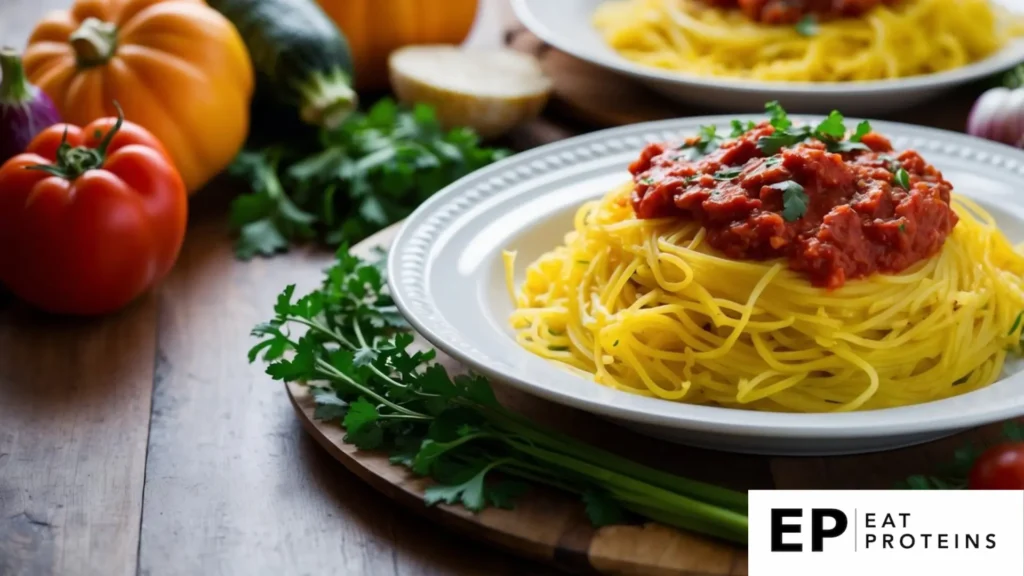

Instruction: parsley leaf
[765,101,792,130]
[312,389,348,422]
[795,15,819,37]
[893,167,911,189]
[487,480,530,509]
[772,180,809,222]
[825,140,871,153]
[757,130,807,155]
[851,120,872,142]
[815,110,847,140]
[730,119,757,138]
[423,461,497,511]
[678,124,723,160]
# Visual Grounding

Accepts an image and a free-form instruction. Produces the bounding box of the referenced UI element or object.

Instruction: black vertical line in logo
[854,508,858,552]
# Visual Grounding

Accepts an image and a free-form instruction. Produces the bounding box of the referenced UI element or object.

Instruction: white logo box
[749,490,1024,576]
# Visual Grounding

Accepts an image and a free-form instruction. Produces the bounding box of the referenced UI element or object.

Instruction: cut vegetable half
[389,45,552,139]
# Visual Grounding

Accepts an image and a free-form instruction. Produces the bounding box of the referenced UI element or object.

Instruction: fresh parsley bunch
[229,99,510,260]
[249,246,749,543]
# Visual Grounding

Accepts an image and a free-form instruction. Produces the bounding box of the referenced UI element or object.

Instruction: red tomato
[968,443,1024,490]
[0,111,187,315]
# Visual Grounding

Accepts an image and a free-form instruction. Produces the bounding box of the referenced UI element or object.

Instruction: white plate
[388,117,1024,455]
[511,0,1024,115]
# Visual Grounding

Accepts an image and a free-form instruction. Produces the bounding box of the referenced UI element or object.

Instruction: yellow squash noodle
[593,0,1024,82]
[506,184,1024,413]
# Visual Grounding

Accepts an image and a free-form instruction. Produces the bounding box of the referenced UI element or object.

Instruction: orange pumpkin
[23,0,254,193]
[317,0,480,90]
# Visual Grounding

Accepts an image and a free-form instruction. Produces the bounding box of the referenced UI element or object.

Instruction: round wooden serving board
[286,226,1018,576]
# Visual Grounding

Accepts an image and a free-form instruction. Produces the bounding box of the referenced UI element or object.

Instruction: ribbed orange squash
[317,0,479,90]
[23,0,254,193]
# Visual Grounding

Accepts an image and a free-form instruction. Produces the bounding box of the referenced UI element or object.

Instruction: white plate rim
[511,0,1024,95]
[388,115,1024,440]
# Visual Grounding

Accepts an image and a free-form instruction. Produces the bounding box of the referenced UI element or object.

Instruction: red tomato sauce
[700,0,898,24]
[628,123,959,289]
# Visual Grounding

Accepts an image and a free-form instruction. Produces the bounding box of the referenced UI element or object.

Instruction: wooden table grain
[0,1,1010,575]
[0,1,558,575]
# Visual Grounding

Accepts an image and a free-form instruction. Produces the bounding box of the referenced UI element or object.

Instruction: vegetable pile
[249,246,749,543]
[1,0,517,315]
[23,0,255,193]
[229,98,509,259]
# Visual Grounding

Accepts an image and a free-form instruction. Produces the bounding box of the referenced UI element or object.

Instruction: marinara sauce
[700,0,898,24]
[629,123,959,289]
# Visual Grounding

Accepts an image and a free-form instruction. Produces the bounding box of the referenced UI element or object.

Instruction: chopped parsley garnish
[678,124,723,160]
[713,167,744,180]
[641,177,654,185]
[771,180,809,222]
[795,15,819,37]
[898,223,907,233]
[879,154,901,172]
[764,157,783,168]
[851,121,872,142]
[826,140,871,153]
[893,168,911,189]
[765,101,792,130]
[880,154,910,188]
[815,110,847,140]
[756,103,873,156]
[815,111,870,153]
[757,131,804,156]
[730,119,757,138]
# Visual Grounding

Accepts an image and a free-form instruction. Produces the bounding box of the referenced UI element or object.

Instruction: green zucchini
[207,0,357,129]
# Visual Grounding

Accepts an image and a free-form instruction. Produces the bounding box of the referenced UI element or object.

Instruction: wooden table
[0,1,560,575]
[0,1,1006,575]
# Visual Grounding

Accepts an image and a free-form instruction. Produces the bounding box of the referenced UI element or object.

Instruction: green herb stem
[480,406,747,513]
[314,359,424,418]
[625,502,745,544]
[499,460,581,494]
[500,437,748,542]
[290,316,358,350]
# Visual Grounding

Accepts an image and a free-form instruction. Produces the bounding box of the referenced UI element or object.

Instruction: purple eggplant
[1,47,61,164]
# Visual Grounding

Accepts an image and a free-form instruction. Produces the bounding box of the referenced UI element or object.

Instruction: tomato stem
[25,102,124,180]
[69,18,118,69]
